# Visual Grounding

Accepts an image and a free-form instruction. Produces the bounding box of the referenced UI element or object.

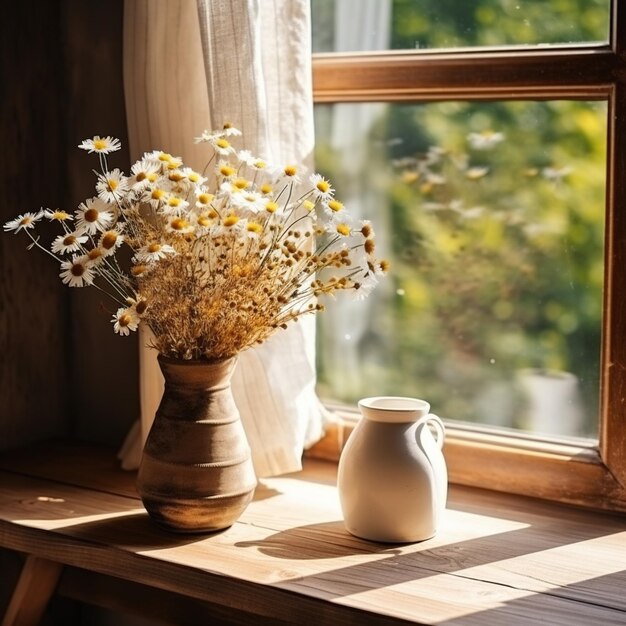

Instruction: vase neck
[157,355,237,390]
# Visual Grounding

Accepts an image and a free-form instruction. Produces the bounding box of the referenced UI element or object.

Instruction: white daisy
[134,242,177,264]
[180,167,207,186]
[351,272,379,301]
[161,195,190,216]
[467,130,505,150]
[194,129,219,144]
[214,213,244,237]
[99,228,125,255]
[75,198,114,234]
[96,169,129,203]
[244,221,264,239]
[238,150,267,171]
[51,231,88,255]
[130,159,160,189]
[195,188,215,210]
[231,190,265,214]
[216,160,237,179]
[309,173,334,201]
[278,164,301,184]
[85,247,107,266]
[221,123,242,137]
[163,156,183,171]
[111,307,139,336]
[59,255,95,287]
[166,216,195,235]
[465,166,489,180]
[147,187,169,209]
[219,179,247,196]
[192,211,217,234]
[78,135,121,154]
[44,209,73,222]
[3,210,44,233]
[320,198,346,223]
[208,135,235,156]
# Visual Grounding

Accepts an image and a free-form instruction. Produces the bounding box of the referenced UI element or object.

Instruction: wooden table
[1,442,626,625]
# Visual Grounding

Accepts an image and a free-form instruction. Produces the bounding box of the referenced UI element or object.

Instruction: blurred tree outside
[311,1,608,438]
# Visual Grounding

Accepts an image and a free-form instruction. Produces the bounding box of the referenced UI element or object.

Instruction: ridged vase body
[137,355,257,533]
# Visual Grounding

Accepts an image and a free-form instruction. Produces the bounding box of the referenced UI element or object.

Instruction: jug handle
[418,414,445,450]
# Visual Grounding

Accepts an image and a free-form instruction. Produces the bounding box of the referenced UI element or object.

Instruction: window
[311,1,626,510]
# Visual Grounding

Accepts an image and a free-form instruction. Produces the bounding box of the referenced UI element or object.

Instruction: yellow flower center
[208,209,218,219]
[63,235,76,246]
[303,200,315,212]
[93,139,107,151]
[284,165,297,177]
[168,197,182,207]
[328,199,343,212]
[101,232,118,249]
[88,248,103,261]
[223,214,239,227]
[216,138,230,150]
[170,218,188,231]
[136,172,146,182]
[220,165,236,177]
[147,173,158,182]
[197,193,213,205]
[151,189,166,200]
[187,172,201,182]
[169,172,184,182]
[118,314,131,327]
[84,208,99,222]
[265,202,278,214]
[148,243,161,253]
[254,160,266,169]
[234,178,249,190]
[316,180,330,192]
[107,179,118,191]
[51,210,70,221]
[336,223,351,236]
[197,215,211,227]
[364,239,375,254]
[260,183,272,195]
[247,222,263,234]
[19,217,32,226]
[158,152,172,162]
[131,265,147,276]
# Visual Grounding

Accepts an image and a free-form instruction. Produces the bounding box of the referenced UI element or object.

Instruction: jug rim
[358,396,431,422]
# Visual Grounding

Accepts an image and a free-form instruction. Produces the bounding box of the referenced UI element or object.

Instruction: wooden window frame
[309,2,626,512]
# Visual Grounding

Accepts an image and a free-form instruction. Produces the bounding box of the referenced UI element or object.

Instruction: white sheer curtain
[119,0,324,476]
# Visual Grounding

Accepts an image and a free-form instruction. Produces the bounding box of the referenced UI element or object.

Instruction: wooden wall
[0,0,139,451]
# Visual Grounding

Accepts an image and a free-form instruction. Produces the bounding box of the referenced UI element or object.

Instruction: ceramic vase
[137,355,257,533]
[337,396,447,543]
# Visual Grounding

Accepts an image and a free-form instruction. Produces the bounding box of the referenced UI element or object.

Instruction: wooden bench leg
[2,556,63,626]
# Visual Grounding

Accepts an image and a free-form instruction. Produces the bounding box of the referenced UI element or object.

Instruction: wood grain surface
[1,443,626,625]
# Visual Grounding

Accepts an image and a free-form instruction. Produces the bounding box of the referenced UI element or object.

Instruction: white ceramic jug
[337,396,447,543]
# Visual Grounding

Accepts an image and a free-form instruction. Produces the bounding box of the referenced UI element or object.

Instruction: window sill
[307,411,626,513]
[1,441,626,625]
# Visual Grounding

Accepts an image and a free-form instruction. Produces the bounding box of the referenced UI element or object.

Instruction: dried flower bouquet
[5,125,387,361]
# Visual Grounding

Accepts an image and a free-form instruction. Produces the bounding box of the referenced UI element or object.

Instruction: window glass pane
[311,0,610,52]
[314,100,606,439]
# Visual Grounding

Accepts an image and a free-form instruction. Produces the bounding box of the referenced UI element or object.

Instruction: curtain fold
[119,0,324,476]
